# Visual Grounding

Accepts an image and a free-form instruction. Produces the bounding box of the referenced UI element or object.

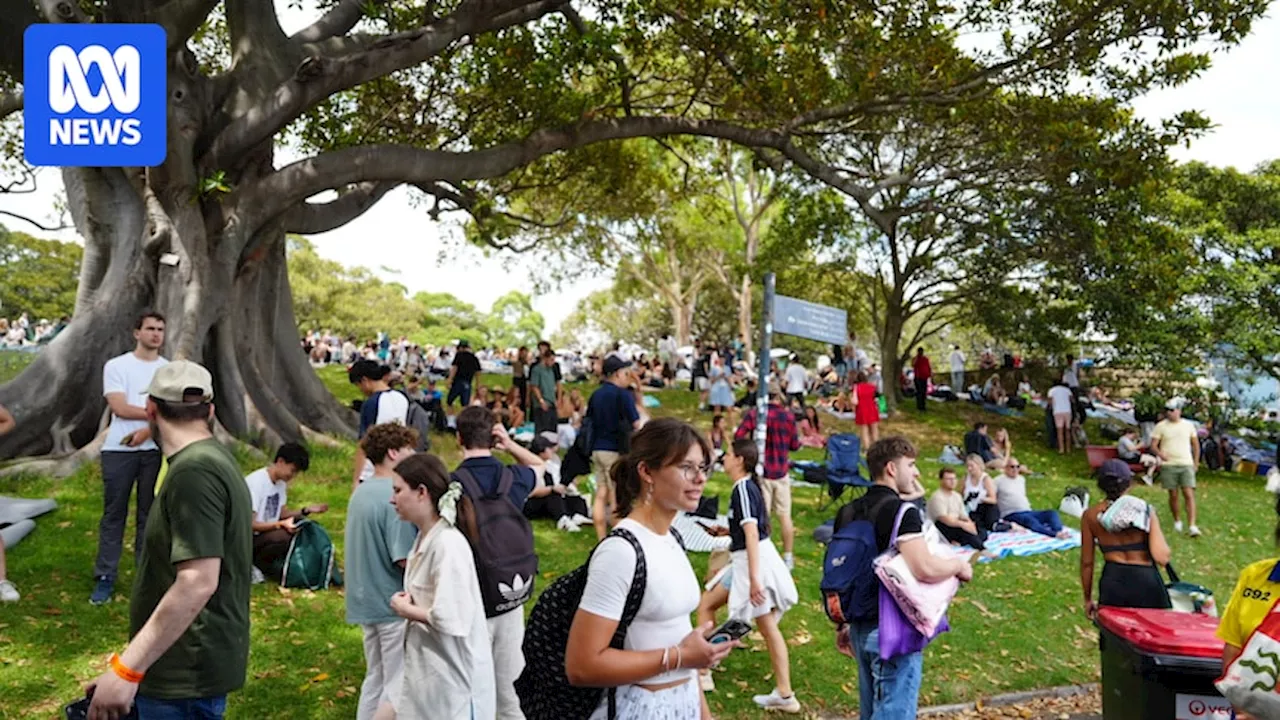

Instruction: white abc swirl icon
[47,44,141,114]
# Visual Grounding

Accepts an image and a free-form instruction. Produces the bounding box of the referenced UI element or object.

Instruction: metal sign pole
[754,273,775,478]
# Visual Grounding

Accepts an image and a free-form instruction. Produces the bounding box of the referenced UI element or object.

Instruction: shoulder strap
[451,467,483,499]
[608,528,647,644]
[496,466,516,497]
[889,502,913,548]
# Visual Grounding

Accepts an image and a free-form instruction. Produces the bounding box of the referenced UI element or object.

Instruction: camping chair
[818,433,873,510]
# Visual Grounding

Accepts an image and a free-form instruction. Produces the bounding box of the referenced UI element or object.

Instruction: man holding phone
[90,312,169,606]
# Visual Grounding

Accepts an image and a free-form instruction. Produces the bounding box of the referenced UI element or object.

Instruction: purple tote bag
[878,504,950,660]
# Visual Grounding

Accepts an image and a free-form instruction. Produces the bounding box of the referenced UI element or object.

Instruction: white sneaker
[700,670,715,692]
[1174,521,1184,534]
[783,553,795,571]
[0,579,18,602]
[558,516,582,533]
[752,689,801,713]
[570,513,593,526]
[251,566,265,585]
[1189,525,1202,538]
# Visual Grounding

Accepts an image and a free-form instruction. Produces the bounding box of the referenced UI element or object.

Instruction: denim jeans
[446,380,472,407]
[1005,510,1063,537]
[135,694,226,720]
[94,450,162,580]
[850,621,923,719]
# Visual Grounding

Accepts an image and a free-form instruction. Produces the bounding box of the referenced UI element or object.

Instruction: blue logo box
[24,24,167,167]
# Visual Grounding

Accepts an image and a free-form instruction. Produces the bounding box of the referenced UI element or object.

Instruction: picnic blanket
[938,526,1081,564]
[671,512,732,553]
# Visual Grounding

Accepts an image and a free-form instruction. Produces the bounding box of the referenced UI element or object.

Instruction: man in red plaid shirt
[734,382,801,569]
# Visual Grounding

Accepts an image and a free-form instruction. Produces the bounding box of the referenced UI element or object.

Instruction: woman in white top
[566,419,736,720]
[962,454,1000,533]
[389,454,496,720]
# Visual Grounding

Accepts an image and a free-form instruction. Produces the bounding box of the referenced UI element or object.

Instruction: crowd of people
[0,312,69,347]
[5,316,1280,720]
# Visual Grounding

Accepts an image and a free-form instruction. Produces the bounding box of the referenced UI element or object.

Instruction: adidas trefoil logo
[499,574,529,602]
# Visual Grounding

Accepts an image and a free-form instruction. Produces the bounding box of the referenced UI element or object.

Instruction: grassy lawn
[1,365,1274,718]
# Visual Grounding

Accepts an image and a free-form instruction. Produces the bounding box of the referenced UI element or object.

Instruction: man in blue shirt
[587,355,643,540]
[453,405,544,719]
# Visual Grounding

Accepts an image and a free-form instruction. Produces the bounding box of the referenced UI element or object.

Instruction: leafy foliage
[0,224,81,322]
[286,236,423,341]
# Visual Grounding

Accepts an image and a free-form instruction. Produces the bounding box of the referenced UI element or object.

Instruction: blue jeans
[446,380,471,407]
[850,622,923,719]
[136,695,226,719]
[1005,510,1063,537]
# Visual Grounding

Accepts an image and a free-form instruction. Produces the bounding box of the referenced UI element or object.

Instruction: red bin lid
[1096,607,1223,659]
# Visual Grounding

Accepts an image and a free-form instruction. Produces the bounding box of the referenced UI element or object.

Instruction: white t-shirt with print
[245,467,287,526]
[103,352,169,452]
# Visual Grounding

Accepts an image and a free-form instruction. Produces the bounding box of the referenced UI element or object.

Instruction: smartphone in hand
[706,618,752,644]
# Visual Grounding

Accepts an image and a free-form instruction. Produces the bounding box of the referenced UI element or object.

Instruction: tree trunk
[738,274,753,354]
[0,165,357,462]
[881,303,906,414]
[673,296,695,347]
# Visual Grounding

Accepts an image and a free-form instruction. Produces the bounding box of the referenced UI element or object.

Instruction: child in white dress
[389,453,496,720]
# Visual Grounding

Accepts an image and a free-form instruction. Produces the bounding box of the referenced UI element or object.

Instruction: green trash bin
[1096,607,1230,719]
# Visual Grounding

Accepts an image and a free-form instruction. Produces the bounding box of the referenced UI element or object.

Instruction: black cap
[603,355,632,376]
[530,436,557,454]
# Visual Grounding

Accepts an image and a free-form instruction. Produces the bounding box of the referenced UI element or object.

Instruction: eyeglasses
[677,462,712,480]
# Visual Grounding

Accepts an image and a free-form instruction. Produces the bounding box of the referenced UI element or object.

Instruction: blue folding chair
[818,433,872,510]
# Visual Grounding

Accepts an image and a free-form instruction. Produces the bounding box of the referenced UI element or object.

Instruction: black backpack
[451,466,539,617]
[515,527,683,720]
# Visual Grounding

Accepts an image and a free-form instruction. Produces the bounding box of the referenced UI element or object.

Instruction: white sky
[2,8,1277,333]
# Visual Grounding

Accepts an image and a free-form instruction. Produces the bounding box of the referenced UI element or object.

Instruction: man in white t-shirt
[1151,399,1202,537]
[1047,381,1076,454]
[785,356,808,406]
[245,443,326,582]
[949,345,966,394]
[90,312,169,606]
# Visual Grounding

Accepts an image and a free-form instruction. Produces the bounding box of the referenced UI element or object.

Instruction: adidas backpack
[820,494,894,626]
[515,527,683,720]
[452,466,539,617]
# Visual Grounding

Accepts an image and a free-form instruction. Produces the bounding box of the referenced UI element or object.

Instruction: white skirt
[727,539,798,622]
[588,676,701,720]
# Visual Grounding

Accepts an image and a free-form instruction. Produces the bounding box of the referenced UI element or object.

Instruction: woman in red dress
[852,370,881,449]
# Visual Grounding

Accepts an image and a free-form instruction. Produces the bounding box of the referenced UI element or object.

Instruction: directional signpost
[752,273,849,477]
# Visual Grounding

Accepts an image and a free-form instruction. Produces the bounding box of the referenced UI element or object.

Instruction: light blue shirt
[344,477,418,625]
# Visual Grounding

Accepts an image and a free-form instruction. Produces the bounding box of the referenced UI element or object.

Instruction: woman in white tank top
[962,454,1000,532]
[567,419,738,719]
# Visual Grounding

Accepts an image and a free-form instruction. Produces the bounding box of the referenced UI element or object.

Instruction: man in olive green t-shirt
[87,361,253,720]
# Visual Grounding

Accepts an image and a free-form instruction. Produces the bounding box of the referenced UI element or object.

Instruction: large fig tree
[0,0,1265,462]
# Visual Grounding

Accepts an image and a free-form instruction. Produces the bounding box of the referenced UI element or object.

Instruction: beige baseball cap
[146,360,214,403]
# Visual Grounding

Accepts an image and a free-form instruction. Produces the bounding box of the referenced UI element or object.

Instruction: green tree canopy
[287,236,423,341]
[0,224,81,323]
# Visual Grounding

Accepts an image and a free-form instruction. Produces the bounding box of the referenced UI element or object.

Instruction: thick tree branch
[238,116,793,233]
[202,0,569,172]
[144,0,221,49]
[226,0,292,66]
[282,181,398,234]
[292,0,382,43]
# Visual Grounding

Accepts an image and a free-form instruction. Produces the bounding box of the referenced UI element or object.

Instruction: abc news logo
[48,44,143,146]
[24,24,166,167]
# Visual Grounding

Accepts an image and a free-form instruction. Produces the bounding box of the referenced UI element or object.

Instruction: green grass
[1,371,1273,718]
